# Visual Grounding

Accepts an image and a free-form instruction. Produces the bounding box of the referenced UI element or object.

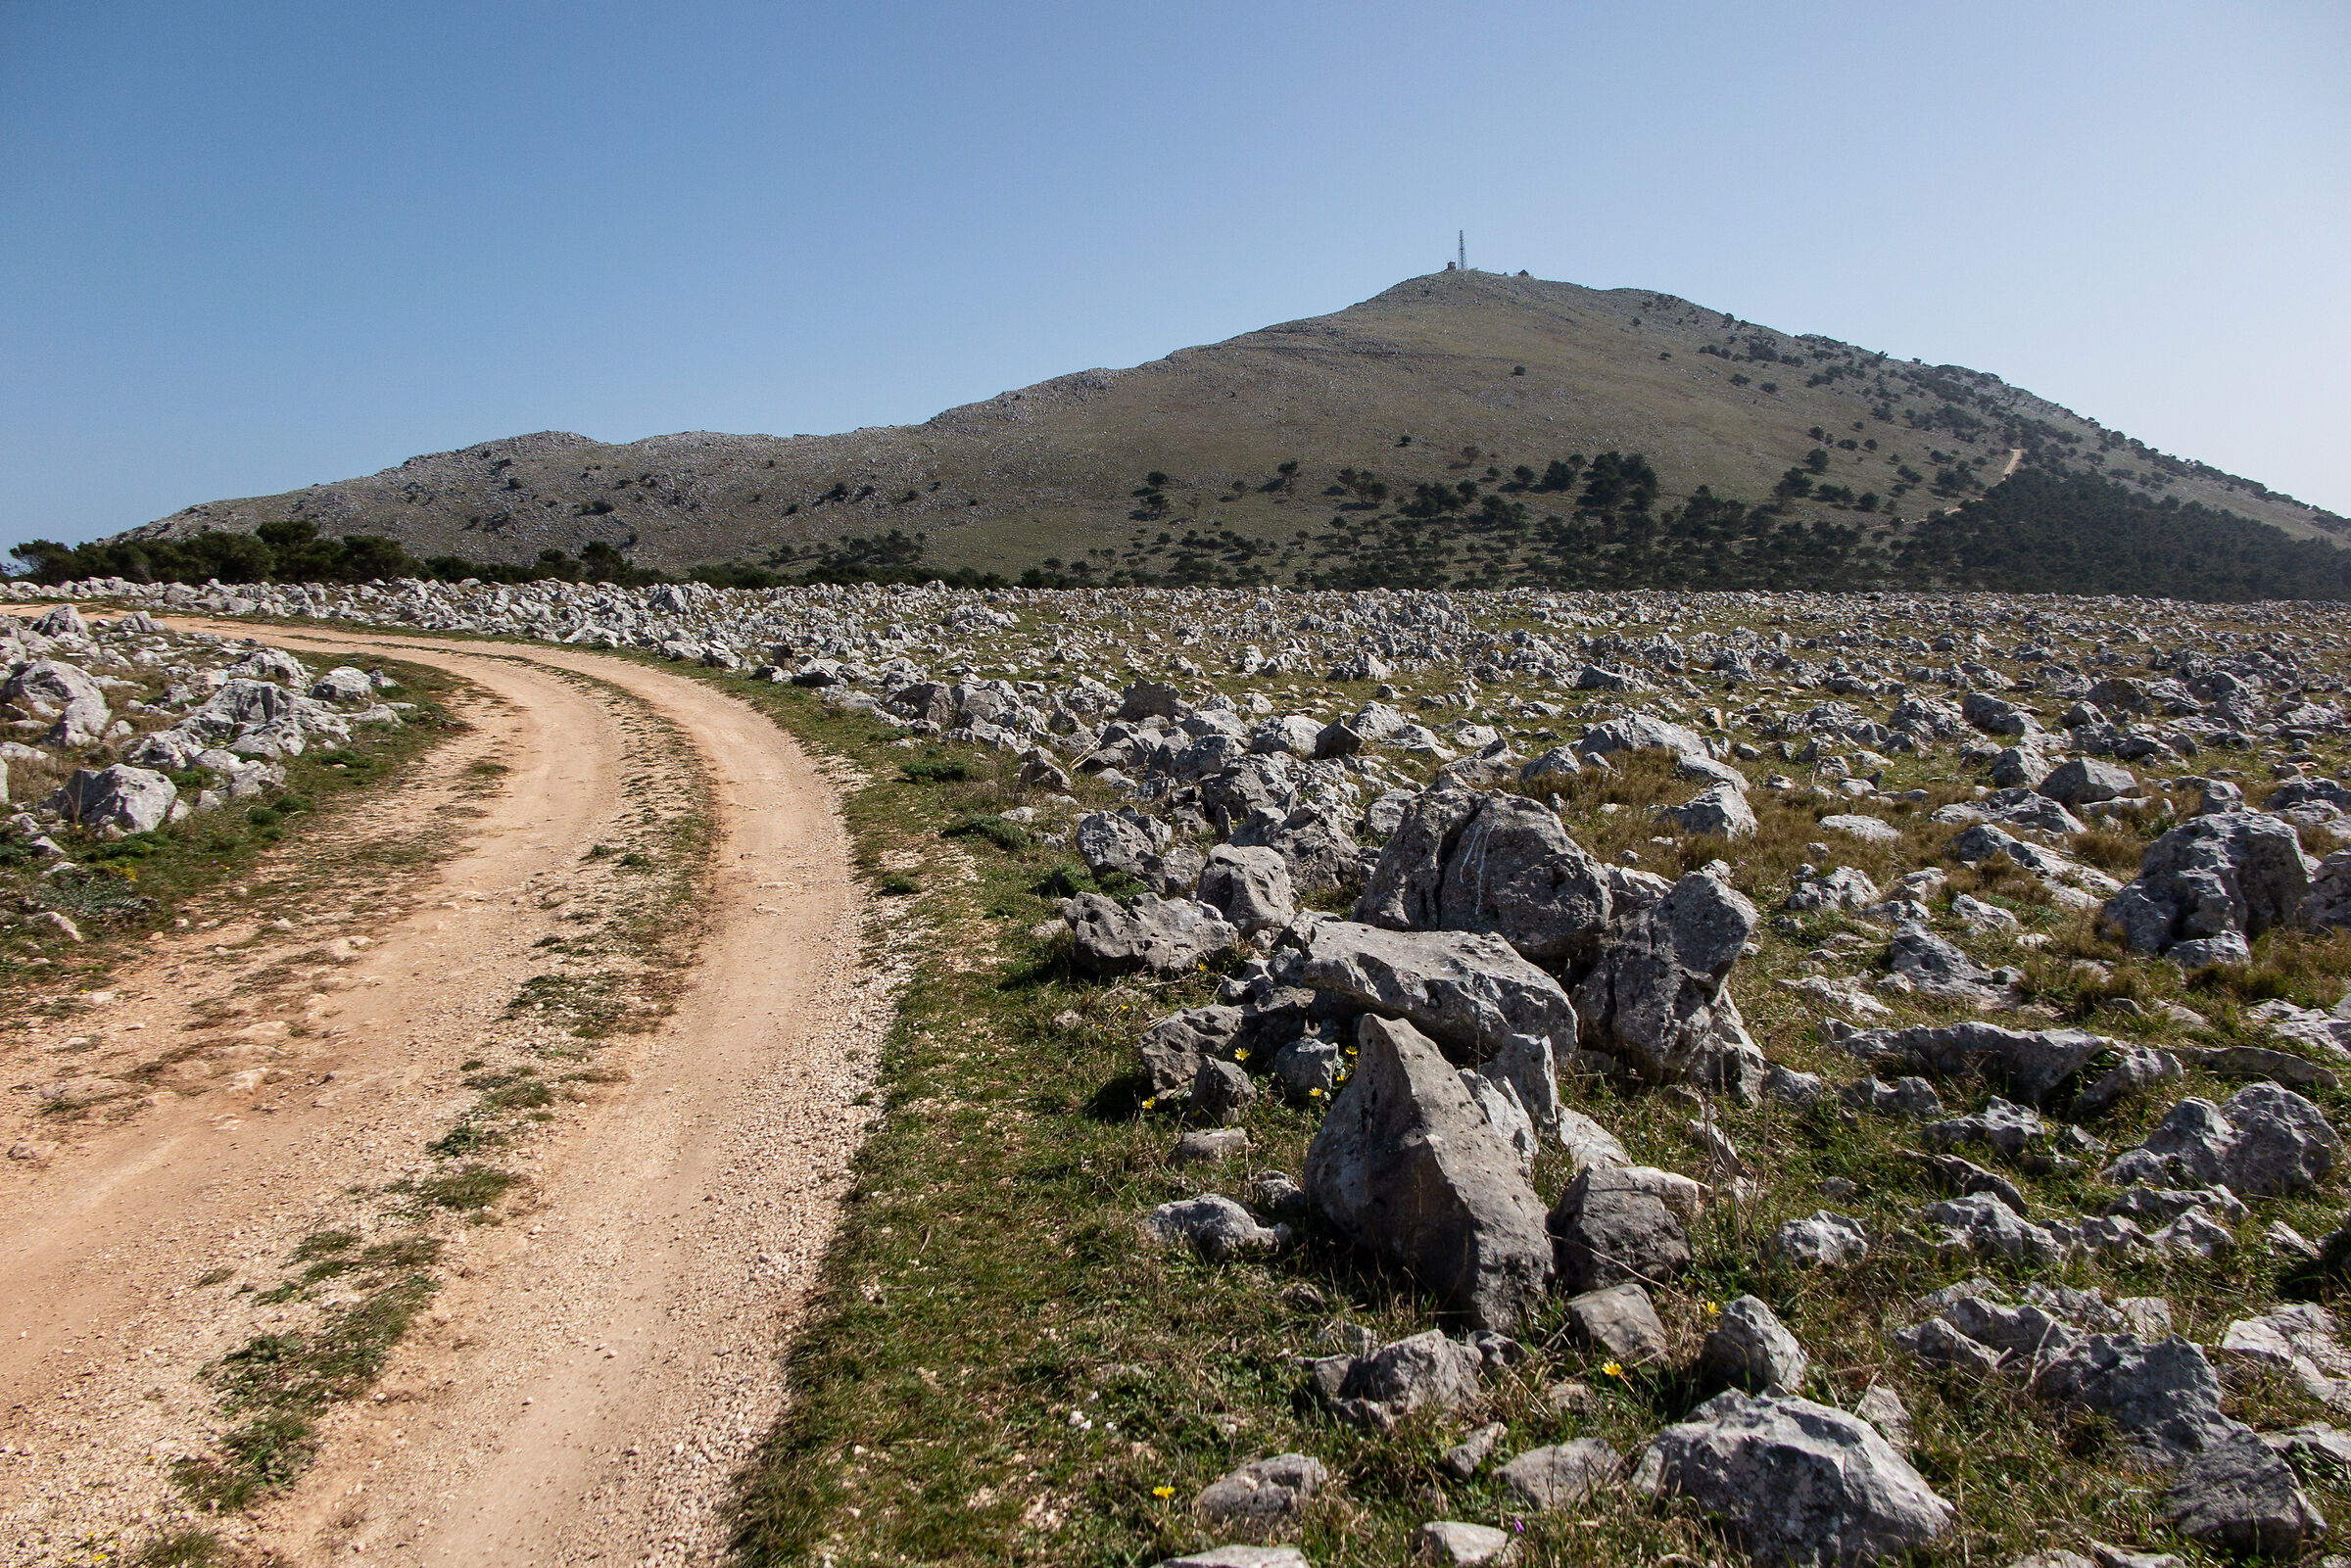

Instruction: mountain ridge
[118,270,2344,579]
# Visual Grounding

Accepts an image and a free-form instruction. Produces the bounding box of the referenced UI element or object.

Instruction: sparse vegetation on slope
[110,271,2345,581]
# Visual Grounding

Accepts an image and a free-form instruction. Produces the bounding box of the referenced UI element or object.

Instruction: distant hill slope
[123,269,2342,582]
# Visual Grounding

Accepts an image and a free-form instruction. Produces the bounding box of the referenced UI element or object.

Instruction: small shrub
[901,757,973,784]
[944,815,1032,853]
[2072,826,2146,874]
[878,871,920,896]
[410,1166,516,1212]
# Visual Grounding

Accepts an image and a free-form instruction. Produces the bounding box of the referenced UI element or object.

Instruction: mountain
[115,269,2345,586]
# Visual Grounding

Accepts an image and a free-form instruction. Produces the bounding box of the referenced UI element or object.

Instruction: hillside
[120,269,2344,583]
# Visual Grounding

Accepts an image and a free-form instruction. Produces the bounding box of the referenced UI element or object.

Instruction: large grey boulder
[2100,811,2314,960]
[2304,848,2351,930]
[6,657,111,746]
[1701,1296,1809,1394]
[1434,793,1615,965]
[2162,1425,2327,1555]
[1064,893,1238,977]
[1197,845,1297,935]
[1355,784,1481,929]
[1193,1452,1327,1538]
[45,764,176,833]
[2102,1083,2339,1198]
[1630,1392,1955,1566]
[1659,780,1757,839]
[1548,1165,1692,1295]
[2028,1335,2236,1463]
[1075,806,1172,883]
[1580,714,1710,761]
[1572,872,1762,1094]
[1307,1328,1486,1431]
[1885,927,2014,1006]
[1229,803,1360,896]
[1296,919,1573,1131]
[2039,757,2136,807]
[1356,788,1615,966]
[1142,1195,1285,1262]
[1303,1015,1555,1333]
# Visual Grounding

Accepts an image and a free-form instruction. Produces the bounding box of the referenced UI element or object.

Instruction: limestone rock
[1194,1452,1327,1538]
[1549,1165,1691,1295]
[1630,1392,1955,1566]
[1064,893,1238,977]
[2101,1082,2339,1198]
[2162,1425,2327,1556]
[1496,1439,1624,1510]
[1303,1015,1554,1333]
[1142,1195,1285,1263]
[1701,1295,1809,1394]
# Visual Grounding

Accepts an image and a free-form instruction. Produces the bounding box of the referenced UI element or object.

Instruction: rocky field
[12,573,2351,1566]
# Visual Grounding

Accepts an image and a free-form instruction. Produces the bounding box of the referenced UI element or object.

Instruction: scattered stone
[1064,893,1239,977]
[1189,1057,1258,1126]
[44,764,176,833]
[1415,1520,1514,1566]
[1700,1296,1808,1394]
[1194,1452,1327,1538]
[1630,1392,1955,1566]
[1153,1546,1310,1568]
[2162,1425,2328,1556]
[1142,1195,1285,1262]
[1776,1212,1869,1269]
[1309,1329,1485,1432]
[2100,811,2314,961]
[1174,1128,1249,1164]
[1853,1383,1912,1451]
[2028,1335,2236,1463]
[1496,1439,1624,1510]
[2101,1082,2340,1198]
[1565,1282,1669,1364]
[1440,1421,1507,1480]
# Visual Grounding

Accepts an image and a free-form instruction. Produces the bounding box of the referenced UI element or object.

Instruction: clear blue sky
[4,0,2346,555]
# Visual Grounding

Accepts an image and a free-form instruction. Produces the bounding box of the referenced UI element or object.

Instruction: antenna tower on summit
[1459,231,1466,271]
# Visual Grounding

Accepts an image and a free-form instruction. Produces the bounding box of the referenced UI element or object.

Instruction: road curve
[0,625,884,1566]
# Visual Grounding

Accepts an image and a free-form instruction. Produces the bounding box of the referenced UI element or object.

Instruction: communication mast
[1459,231,1466,271]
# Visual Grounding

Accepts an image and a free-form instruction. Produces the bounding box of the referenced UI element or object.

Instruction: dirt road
[0,627,888,1565]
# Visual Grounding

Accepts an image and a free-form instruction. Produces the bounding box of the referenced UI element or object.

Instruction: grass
[174,1275,436,1510]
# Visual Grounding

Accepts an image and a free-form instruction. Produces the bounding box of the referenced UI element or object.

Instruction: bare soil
[0,627,891,1566]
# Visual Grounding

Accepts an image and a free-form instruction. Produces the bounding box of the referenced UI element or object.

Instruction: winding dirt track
[0,627,885,1565]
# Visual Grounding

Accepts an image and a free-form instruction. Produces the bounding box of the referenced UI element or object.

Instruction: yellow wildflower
[1602,1360,1624,1379]
[1233,1049,1249,1063]
[1152,1484,1176,1498]
[1141,1097,1157,1110]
